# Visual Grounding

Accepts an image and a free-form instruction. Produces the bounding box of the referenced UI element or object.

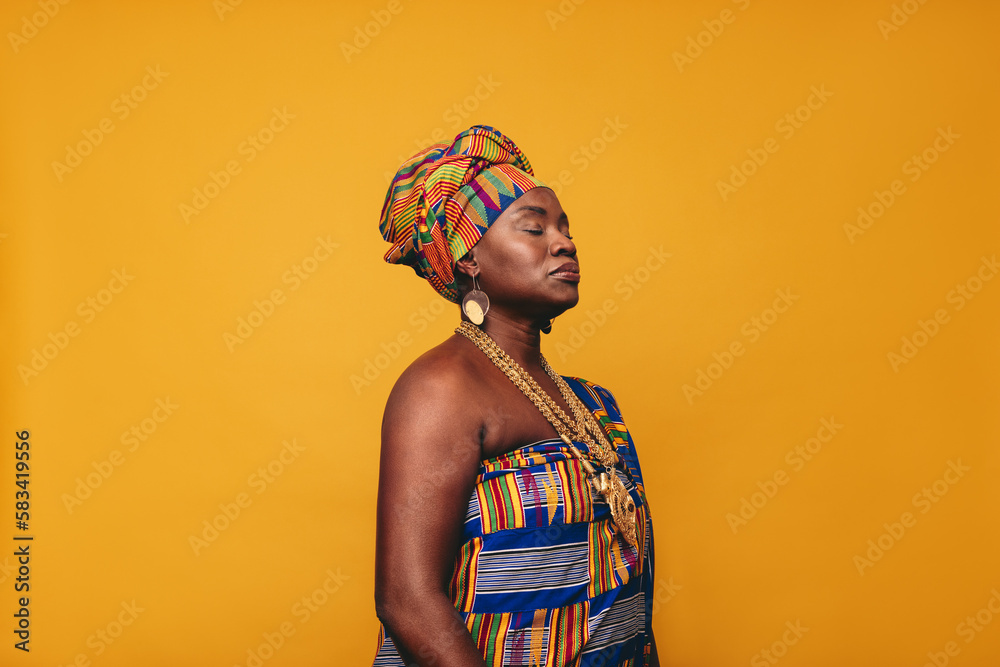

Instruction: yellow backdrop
[2,0,998,665]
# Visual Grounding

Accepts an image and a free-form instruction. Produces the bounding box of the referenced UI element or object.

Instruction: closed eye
[525,229,573,239]
[525,228,573,239]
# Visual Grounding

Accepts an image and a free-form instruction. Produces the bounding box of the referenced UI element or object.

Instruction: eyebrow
[515,205,569,223]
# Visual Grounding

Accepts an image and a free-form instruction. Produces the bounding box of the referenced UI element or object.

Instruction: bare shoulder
[386,335,478,405]
[381,335,484,447]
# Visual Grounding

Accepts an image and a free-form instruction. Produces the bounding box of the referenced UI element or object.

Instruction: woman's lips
[550,269,580,282]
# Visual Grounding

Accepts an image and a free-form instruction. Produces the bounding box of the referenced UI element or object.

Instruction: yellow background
[2,0,998,665]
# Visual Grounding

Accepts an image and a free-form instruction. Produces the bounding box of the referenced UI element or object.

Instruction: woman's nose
[552,233,576,256]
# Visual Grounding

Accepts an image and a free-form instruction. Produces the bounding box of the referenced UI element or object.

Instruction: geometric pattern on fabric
[372,376,656,667]
[379,125,548,303]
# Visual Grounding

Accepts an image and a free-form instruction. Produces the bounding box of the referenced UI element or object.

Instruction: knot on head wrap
[379,125,548,303]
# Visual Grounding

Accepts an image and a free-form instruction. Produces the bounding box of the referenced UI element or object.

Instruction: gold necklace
[455,320,638,547]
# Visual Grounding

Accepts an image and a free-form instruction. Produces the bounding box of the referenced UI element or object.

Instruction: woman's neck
[470,312,545,373]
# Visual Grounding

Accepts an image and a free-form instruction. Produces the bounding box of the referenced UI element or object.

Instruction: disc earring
[462,274,490,325]
[541,320,552,334]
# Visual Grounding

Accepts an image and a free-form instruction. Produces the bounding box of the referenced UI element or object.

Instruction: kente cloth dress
[372,376,656,667]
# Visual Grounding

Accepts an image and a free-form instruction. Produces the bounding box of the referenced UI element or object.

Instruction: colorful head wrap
[379,125,548,303]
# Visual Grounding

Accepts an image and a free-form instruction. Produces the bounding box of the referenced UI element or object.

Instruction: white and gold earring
[462,273,490,325]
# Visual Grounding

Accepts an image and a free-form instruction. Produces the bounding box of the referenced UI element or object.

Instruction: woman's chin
[548,291,580,315]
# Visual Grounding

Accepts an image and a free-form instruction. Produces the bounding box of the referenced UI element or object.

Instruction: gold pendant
[560,434,637,547]
[607,473,638,548]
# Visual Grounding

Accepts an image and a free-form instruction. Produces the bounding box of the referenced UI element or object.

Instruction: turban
[379,125,548,303]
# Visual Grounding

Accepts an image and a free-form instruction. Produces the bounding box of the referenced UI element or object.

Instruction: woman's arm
[373,360,488,667]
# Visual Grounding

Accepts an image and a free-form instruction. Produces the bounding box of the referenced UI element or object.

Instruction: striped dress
[372,376,656,667]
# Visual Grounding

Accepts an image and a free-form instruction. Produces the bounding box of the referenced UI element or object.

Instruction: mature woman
[372,125,658,667]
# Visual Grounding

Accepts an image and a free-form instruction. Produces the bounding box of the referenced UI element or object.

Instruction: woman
[372,125,658,667]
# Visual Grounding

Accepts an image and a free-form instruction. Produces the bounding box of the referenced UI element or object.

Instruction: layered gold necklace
[455,320,638,547]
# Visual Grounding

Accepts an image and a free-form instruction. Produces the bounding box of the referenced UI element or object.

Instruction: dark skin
[373,187,659,666]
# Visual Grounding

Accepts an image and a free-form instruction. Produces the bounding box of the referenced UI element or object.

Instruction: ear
[454,252,479,280]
